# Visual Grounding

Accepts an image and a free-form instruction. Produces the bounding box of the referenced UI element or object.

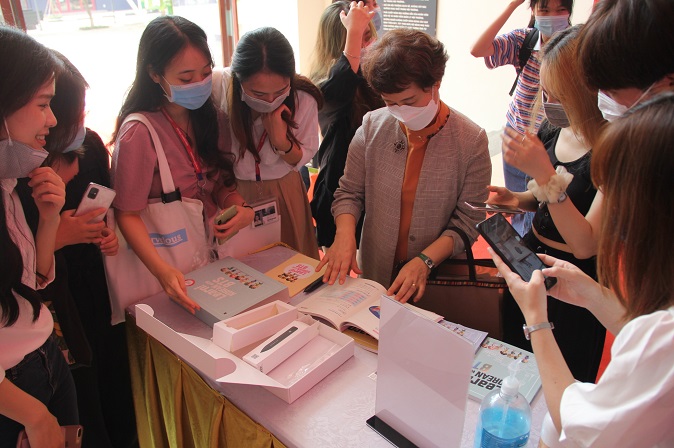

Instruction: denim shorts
[0,336,78,447]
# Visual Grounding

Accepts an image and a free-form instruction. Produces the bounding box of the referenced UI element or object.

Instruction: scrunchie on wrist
[527,166,574,204]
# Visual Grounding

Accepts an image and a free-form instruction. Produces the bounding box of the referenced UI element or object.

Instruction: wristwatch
[523,322,554,340]
[417,252,435,270]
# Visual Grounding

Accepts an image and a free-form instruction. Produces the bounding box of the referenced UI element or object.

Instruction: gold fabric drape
[126,317,287,448]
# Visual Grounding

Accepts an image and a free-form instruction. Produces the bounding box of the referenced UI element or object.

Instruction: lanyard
[254,131,267,182]
[161,108,205,188]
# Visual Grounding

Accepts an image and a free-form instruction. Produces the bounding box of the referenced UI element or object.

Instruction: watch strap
[417,252,435,270]
[523,322,554,340]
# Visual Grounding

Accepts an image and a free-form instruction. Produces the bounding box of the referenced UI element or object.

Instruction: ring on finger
[411,282,416,289]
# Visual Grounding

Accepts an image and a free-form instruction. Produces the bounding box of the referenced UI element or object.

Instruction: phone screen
[465,201,525,214]
[476,214,556,289]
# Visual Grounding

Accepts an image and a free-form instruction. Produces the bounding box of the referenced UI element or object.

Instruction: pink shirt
[0,179,54,383]
[111,110,233,221]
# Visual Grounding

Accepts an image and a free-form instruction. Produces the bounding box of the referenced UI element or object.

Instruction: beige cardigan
[332,106,491,287]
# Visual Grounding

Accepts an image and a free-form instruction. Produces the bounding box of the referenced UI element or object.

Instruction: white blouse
[559,305,674,447]
[0,179,54,383]
[212,67,319,181]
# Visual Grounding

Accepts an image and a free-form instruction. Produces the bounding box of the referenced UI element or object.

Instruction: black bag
[509,28,540,96]
[413,228,507,339]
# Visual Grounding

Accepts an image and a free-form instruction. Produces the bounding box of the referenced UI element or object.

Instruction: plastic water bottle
[474,359,531,447]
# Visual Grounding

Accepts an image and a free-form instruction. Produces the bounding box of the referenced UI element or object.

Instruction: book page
[296,277,386,334]
[438,320,488,353]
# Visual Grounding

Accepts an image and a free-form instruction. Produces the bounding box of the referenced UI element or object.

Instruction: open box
[135,302,354,403]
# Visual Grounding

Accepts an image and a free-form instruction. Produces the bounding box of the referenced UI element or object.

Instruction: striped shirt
[485,28,544,135]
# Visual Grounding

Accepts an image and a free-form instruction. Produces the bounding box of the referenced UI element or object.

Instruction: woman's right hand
[486,185,519,208]
[23,406,64,448]
[341,1,374,33]
[154,263,200,314]
[539,254,604,310]
[56,208,107,249]
[316,232,361,285]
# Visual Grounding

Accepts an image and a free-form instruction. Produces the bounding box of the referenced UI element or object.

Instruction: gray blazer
[332,106,491,287]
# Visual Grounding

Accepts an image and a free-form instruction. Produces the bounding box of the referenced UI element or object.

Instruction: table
[126,246,548,447]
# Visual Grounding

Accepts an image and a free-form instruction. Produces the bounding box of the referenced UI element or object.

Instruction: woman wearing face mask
[578,0,674,120]
[111,16,253,312]
[471,0,573,237]
[0,26,74,448]
[212,27,323,258]
[488,26,608,382]
[317,29,491,303]
[310,1,383,249]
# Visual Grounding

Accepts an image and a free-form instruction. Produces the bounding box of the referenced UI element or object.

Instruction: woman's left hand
[489,247,548,323]
[501,127,556,182]
[387,257,430,303]
[262,104,291,152]
[98,227,119,256]
[28,167,66,220]
[214,205,255,241]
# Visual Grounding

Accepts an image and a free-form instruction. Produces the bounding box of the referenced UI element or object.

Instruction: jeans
[0,337,78,448]
[503,124,534,236]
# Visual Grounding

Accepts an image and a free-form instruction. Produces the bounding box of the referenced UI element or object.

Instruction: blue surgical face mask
[0,121,48,179]
[241,87,291,114]
[63,123,86,153]
[372,7,383,33]
[534,14,570,37]
[162,73,213,110]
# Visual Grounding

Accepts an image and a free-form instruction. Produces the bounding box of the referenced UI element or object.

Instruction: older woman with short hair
[317,29,491,303]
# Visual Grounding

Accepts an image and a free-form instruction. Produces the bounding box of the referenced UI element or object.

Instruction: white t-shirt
[559,306,674,447]
[0,179,54,383]
[212,67,319,181]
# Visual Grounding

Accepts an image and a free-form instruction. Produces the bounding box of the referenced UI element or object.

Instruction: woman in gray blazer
[317,29,491,303]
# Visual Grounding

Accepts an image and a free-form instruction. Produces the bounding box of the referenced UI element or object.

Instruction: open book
[296,277,442,351]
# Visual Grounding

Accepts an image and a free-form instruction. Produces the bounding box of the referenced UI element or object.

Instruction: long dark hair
[0,26,59,325]
[113,16,235,186]
[229,27,323,159]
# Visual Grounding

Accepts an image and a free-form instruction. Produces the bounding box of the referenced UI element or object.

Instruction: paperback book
[264,253,326,297]
[296,277,442,351]
[469,337,541,403]
[184,257,289,326]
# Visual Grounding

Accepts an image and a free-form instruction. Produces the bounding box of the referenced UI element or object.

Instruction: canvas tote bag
[413,227,507,339]
[104,113,210,324]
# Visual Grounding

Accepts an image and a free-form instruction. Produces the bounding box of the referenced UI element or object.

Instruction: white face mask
[597,83,657,122]
[0,121,48,179]
[386,88,439,131]
[241,87,291,114]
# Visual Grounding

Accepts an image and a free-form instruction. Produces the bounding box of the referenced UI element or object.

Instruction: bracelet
[523,322,554,340]
[527,166,573,204]
[242,203,254,211]
[272,141,293,155]
[343,50,361,59]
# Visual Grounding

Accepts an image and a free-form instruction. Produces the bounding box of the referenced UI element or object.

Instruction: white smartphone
[74,182,116,223]
[465,201,525,214]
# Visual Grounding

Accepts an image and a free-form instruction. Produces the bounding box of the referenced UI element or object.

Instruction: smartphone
[74,182,116,223]
[465,201,525,214]
[16,425,83,448]
[214,205,238,244]
[476,214,557,290]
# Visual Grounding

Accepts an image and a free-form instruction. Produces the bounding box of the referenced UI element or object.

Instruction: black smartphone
[476,214,557,290]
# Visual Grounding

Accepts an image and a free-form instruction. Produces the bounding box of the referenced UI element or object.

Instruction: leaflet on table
[438,320,488,353]
[264,253,326,297]
[184,257,289,326]
[296,277,443,350]
[469,337,541,403]
[135,301,354,404]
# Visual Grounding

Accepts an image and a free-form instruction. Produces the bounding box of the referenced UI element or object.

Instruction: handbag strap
[447,226,477,280]
[121,113,179,200]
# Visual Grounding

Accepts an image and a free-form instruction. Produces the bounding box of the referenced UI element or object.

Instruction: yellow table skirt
[126,317,287,448]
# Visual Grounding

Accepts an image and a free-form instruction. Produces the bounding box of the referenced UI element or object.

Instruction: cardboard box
[135,304,354,403]
[243,319,319,374]
[213,301,297,352]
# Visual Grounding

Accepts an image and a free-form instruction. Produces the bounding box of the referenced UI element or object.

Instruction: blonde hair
[539,25,606,146]
[310,1,376,85]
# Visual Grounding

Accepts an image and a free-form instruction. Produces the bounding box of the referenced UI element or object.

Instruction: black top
[310,55,383,247]
[532,123,597,244]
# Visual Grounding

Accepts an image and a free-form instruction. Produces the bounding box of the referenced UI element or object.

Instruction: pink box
[213,301,297,352]
[135,303,354,403]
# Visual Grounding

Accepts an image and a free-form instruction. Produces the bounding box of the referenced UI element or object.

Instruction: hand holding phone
[476,214,556,290]
[16,425,83,448]
[214,205,239,244]
[74,182,116,223]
